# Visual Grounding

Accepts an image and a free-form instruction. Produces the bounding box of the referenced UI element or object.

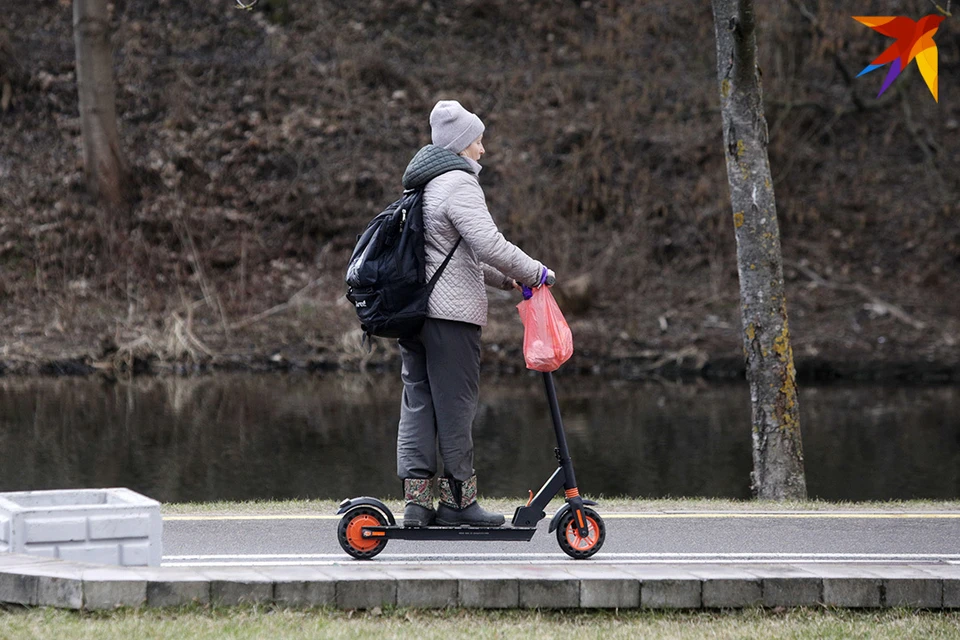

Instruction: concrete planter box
[0,489,161,567]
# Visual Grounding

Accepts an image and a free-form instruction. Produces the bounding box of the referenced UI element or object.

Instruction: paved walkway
[2,552,959,610]
[3,510,960,610]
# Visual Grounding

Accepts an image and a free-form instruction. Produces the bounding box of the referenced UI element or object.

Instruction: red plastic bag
[517,286,574,372]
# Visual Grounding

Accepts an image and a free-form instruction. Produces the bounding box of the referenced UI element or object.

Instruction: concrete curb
[1,554,959,610]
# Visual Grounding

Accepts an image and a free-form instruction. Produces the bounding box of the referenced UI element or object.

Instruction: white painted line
[162,551,960,566]
[164,552,960,560]
[162,558,959,567]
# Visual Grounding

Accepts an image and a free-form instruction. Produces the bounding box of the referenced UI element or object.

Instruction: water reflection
[0,374,958,502]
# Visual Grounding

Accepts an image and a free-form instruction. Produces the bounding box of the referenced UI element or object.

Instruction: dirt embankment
[1,1,959,381]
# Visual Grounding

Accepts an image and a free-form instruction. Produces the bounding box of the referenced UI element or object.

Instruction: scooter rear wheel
[556,507,605,559]
[338,507,388,559]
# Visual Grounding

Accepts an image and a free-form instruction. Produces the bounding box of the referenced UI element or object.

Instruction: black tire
[556,506,605,559]
[338,507,388,560]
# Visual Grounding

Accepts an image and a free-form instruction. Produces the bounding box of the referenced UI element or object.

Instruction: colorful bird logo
[853,15,944,102]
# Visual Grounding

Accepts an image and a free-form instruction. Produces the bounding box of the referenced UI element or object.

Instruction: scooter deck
[363,525,537,542]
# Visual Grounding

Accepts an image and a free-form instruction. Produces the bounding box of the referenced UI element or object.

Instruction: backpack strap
[426,237,462,291]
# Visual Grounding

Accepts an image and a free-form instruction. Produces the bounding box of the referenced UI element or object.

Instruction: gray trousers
[397,318,481,482]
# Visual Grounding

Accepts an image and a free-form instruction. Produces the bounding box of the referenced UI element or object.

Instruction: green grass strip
[1,606,958,640]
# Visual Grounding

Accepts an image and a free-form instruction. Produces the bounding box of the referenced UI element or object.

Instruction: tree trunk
[711,0,807,500]
[73,0,127,208]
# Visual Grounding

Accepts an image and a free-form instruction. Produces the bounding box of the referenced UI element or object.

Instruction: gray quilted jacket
[402,145,543,327]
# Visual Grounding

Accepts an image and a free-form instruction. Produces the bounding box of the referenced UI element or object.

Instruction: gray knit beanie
[429,100,485,154]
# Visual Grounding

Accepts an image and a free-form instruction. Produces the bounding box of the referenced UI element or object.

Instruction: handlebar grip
[545,274,556,286]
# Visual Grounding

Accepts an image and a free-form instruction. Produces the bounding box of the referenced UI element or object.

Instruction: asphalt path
[162,512,960,567]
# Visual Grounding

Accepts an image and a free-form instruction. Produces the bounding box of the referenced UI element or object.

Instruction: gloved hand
[522,267,555,299]
[540,267,556,287]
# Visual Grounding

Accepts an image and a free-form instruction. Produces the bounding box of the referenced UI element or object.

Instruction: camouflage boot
[403,478,436,527]
[436,475,505,527]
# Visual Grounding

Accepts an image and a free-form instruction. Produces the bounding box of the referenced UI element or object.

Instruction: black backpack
[345,145,471,340]
[345,190,459,340]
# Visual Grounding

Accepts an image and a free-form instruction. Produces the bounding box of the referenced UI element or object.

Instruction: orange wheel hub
[565,514,600,552]
[345,514,381,552]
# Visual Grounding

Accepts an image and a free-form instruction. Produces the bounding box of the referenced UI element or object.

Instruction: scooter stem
[543,371,577,492]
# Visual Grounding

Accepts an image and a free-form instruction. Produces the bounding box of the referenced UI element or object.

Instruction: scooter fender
[548,499,598,533]
[337,497,397,526]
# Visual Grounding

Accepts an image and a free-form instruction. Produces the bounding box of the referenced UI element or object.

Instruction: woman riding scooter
[397,100,554,528]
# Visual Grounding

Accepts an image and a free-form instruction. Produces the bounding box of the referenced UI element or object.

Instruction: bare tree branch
[787,261,927,331]
[228,278,324,331]
[899,90,948,197]
[927,0,953,17]
[783,0,900,111]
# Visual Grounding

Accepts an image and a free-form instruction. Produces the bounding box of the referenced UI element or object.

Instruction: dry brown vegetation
[1,0,958,378]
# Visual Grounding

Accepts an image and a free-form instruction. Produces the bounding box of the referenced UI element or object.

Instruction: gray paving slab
[944,579,960,608]
[450,566,519,609]
[883,579,943,608]
[616,564,705,581]
[560,565,640,608]
[790,564,889,579]
[641,578,702,609]
[211,580,274,606]
[685,565,764,608]
[6,561,87,609]
[822,578,882,608]
[763,577,822,608]
[611,564,704,609]
[722,564,820,579]
[82,569,148,610]
[274,580,336,607]
[383,567,458,608]
[684,566,765,580]
[5,560,90,579]
[256,566,337,581]
[313,565,394,581]
[702,578,762,608]
[198,568,275,606]
[337,579,397,610]
[0,571,38,605]
[37,575,83,609]
[245,566,336,607]
[317,565,398,609]
[560,565,636,579]
[136,567,212,607]
[196,567,275,582]
[908,564,960,578]
[579,578,640,609]
[519,577,579,609]
[510,566,579,609]
[856,565,945,579]
[147,579,211,607]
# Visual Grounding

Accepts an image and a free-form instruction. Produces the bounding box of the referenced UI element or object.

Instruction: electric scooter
[336,370,605,560]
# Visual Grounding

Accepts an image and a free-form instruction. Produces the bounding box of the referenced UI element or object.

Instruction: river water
[1,373,958,503]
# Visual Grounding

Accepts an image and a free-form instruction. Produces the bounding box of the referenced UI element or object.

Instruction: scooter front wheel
[556,507,605,559]
[338,507,388,559]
